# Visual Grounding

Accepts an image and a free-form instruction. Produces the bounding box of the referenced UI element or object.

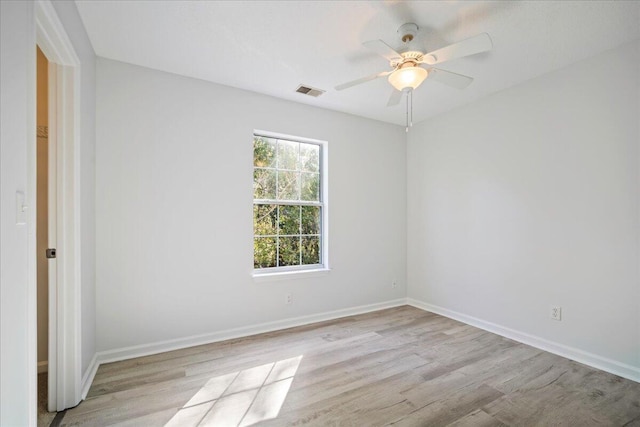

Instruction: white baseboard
[81,353,99,399]
[37,361,48,374]
[94,298,408,366]
[83,296,638,398]
[407,298,640,383]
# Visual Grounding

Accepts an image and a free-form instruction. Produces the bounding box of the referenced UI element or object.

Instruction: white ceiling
[75,1,640,126]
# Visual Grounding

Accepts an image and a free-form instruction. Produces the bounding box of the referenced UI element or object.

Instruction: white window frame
[252,130,329,278]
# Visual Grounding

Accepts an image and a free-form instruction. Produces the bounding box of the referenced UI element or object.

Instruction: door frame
[34,0,82,412]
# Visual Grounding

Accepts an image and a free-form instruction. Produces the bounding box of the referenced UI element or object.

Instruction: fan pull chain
[406,90,409,132]
[410,90,413,127]
[405,89,414,133]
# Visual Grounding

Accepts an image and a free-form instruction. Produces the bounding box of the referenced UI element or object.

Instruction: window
[253,133,326,273]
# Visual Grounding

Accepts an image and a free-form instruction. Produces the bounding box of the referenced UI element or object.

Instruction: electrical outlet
[550,306,562,321]
[392,280,397,289]
[285,293,292,305]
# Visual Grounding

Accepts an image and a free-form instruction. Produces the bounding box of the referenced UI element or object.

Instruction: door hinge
[46,248,57,259]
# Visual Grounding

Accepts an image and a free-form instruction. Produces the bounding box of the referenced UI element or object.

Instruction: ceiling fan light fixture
[388,66,428,91]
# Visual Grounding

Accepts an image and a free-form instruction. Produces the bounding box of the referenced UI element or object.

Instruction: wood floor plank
[484,384,621,426]
[282,353,430,413]
[108,408,178,427]
[92,348,225,385]
[392,383,504,426]
[624,415,640,426]
[96,346,224,376]
[446,409,507,427]
[61,306,640,426]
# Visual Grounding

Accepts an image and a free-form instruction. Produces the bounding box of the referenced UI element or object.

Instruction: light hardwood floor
[61,306,640,426]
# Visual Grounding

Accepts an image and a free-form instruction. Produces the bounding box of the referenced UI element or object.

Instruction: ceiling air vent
[295,85,325,97]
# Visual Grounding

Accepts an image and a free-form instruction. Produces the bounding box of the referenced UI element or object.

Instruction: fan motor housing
[390,51,424,68]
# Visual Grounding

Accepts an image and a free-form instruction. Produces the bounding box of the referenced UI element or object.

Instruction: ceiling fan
[335,23,493,111]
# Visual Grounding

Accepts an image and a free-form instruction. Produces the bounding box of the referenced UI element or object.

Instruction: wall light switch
[16,191,27,225]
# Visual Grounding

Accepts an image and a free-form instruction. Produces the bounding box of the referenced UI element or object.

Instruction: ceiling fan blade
[363,39,403,62]
[427,68,474,89]
[387,89,403,107]
[335,70,391,91]
[421,33,493,65]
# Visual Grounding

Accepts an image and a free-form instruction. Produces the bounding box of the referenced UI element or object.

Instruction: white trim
[52,48,82,413]
[37,361,48,374]
[95,299,406,365]
[26,3,38,425]
[75,297,640,396]
[320,137,329,270]
[637,56,640,391]
[252,268,330,282]
[35,0,83,412]
[254,129,326,146]
[407,298,640,383]
[35,0,79,66]
[252,130,329,273]
[80,354,99,400]
[46,60,58,413]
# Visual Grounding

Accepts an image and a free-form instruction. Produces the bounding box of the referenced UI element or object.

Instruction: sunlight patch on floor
[165,355,303,427]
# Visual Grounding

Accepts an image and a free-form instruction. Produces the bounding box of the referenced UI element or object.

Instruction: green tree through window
[253,135,323,270]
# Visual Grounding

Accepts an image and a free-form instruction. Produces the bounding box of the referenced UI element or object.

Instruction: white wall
[50,0,97,377]
[407,40,640,375]
[96,59,406,352]
[0,2,36,424]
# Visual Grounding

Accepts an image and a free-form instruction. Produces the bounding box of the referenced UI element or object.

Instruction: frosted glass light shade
[388,67,428,91]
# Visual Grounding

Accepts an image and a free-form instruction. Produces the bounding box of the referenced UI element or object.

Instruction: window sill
[252,268,331,283]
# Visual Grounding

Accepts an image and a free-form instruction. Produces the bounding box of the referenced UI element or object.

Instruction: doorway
[34,0,82,415]
[36,45,56,426]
